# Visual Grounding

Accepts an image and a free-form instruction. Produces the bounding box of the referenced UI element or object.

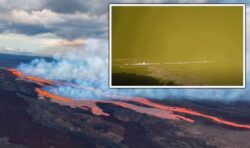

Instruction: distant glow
[125,60,217,66]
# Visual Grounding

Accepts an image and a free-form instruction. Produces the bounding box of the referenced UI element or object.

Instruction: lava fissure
[131,98,250,129]
[8,68,53,85]
[8,68,250,129]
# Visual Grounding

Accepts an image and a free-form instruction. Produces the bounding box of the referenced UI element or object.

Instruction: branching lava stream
[8,68,250,129]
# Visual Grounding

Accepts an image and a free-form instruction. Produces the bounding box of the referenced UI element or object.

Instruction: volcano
[1,53,250,148]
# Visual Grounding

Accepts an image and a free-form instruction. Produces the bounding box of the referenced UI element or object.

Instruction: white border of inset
[109,3,246,89]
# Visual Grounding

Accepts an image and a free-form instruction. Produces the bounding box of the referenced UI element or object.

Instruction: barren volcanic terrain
[0,66,250,148]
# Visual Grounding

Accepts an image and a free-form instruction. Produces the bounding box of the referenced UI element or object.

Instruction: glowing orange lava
[35,87,193,122]
[35,88,109,116]
[8,68,52,85]
[132,98,250,129]
[8,68,250,129]
[109,100,194,122]
[35,88,73,103]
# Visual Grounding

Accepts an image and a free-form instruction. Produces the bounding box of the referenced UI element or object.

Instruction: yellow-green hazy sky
[112,6,243,61]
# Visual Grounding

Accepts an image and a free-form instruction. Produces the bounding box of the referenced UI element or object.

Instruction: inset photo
[109,4,245,88]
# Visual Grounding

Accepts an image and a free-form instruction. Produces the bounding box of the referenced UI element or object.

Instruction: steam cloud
[17,38,249,101]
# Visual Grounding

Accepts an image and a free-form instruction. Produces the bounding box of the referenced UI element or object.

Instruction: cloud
[10,9,63,25]
[0,0,248,53]
[0,33,85,55]
[45,0,106,14]
[0,8,107,39]
[0,0,248,40]
[0,0,110,39]
[46,38,85,47]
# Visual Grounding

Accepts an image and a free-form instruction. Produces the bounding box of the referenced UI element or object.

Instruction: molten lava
[35,88,109,116]
[8,68,52,85]
[8,68,250,129]
[109,100,194,123]
[35,88,73,103]
[35,88,192,121]
[132,98,250,129]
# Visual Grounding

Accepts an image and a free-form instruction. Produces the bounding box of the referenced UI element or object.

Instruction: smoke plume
[16,37,249,102]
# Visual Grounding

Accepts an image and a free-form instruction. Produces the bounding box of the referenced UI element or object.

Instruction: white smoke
[17,37,250,102]
[18,38,108,82]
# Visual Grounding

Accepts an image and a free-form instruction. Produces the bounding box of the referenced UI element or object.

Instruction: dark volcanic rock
[112,72,175,86]
[1,67,250,148]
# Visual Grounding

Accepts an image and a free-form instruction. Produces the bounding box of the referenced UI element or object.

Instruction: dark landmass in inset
[112,72,176,86]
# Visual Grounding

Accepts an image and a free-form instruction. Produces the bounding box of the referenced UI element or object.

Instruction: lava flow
[132,98,250,129]
[8,68,52,85]
[8,68,250,129]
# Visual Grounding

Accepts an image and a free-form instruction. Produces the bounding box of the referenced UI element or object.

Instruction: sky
[112,6,243,61]
[0,0,248,56]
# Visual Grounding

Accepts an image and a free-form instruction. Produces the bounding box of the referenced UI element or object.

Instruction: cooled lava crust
[1,67,250,148]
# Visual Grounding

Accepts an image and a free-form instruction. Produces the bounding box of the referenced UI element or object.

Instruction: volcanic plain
[1,66,250,148]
